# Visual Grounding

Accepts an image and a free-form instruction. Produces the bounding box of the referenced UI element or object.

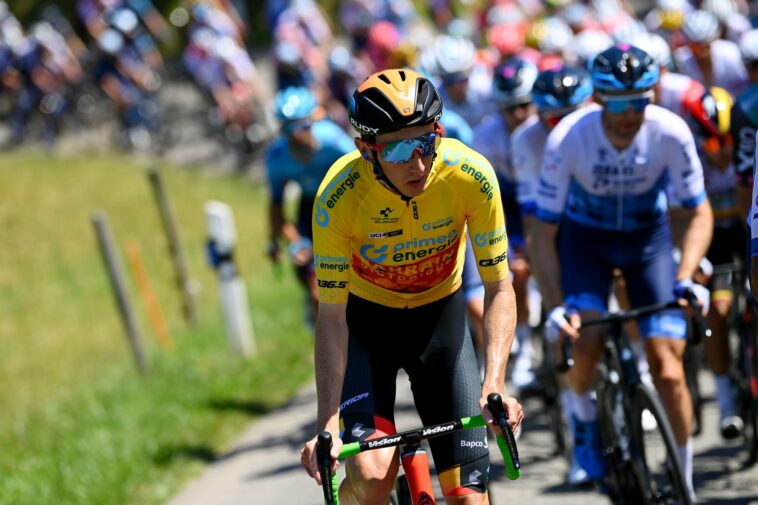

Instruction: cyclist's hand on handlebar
[480,390,523,437]
[301,431,342,485]
[673,278,710,315]
[288,237,314,267]
[545,306,581,343]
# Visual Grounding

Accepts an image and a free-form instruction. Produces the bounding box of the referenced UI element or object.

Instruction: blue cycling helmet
[589,44,659,92]
[491,58,538,106]
[532,66,593,111]
[274,87,317,122]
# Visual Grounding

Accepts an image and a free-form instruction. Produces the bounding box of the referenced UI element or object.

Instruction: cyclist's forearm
[269,202,285,242]
[530,220,562,309]
[676,201,713,280]
[482,280,517,391]
[314,313,349,432]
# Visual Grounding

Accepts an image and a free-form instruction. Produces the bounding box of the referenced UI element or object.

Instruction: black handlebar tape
[486,393,520,469]
[316,432,335,505]
[684,289,712,338]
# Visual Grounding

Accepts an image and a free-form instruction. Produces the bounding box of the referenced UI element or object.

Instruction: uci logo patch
[315,203,329,227]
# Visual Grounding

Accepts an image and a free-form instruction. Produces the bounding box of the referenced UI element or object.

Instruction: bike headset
[348,68,443,202]
[589,43,660,93]
[274,86,317,134]
[532,65,593,116]
[491,57,538,109]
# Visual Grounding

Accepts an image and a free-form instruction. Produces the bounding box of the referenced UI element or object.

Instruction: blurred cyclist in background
[675,9,748,96]
[511,63,595,486]
[473,57,538,393]
[266,87,354,326]
[683,85,745,440]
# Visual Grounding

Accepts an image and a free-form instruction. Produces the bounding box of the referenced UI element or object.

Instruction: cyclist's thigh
[404,289,489,496]
[707,223,745,299]
[341,296,401,443]
[623,224,686,340]
[557,218,614,313]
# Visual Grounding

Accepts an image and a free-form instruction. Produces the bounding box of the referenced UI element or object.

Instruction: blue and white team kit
[536,104,707,338]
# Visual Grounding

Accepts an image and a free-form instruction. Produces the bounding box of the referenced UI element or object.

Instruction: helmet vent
[398,69,406,80]
[378,73,391,84]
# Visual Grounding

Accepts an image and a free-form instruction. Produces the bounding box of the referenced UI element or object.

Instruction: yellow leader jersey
[312,137,510,309]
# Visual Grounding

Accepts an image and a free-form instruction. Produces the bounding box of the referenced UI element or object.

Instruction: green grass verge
[0,151,313,504]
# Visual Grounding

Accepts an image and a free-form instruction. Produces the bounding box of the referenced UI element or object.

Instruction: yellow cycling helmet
[349,68,443,137]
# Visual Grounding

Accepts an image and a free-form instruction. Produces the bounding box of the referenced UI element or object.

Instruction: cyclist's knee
[344,449,398,503]
[646,345,687,392]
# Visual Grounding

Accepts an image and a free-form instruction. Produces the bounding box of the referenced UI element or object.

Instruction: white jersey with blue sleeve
[511,115,543,215]
[512,105,600,215]
[472,113,515,183]
[536,104,707,231]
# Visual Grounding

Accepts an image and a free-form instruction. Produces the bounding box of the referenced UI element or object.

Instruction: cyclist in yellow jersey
[300,68,522,504]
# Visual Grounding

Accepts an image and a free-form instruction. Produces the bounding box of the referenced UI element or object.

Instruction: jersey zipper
[403,198,415,309]
[616,151,624,231]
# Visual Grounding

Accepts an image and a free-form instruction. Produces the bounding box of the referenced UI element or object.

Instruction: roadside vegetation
[0,151,312,504]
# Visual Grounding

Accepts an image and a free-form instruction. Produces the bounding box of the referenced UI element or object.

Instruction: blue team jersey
[265,119,355,204]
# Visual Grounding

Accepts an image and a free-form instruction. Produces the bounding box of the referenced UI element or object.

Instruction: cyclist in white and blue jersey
[473,57,538,392]
[533,44,713,500]
[265,87,355,324]
[511,63,595,487]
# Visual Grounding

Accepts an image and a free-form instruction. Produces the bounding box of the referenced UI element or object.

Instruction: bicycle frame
[577,298,704,505]
[316,393,520,505]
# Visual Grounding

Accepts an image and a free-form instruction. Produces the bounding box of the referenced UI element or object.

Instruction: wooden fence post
[92,211,149,375]
[148,169,198,325]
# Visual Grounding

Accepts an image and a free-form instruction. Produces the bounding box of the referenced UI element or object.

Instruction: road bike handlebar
[579,290,711,339]
[315,393,520,505]
[556,290,712,375]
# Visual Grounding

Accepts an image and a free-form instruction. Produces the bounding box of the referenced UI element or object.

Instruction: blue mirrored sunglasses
[368,132,437,163]
[599,90,654,114]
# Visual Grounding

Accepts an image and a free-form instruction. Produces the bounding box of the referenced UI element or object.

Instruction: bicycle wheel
[393,474,412,505]
[739,311,758,466]
[629,384,692,505]
[540,341,569,456]
[597,378,644,505]
[739,380,758,466]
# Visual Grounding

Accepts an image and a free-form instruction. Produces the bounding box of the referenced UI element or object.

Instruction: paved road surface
[169,371,758,505]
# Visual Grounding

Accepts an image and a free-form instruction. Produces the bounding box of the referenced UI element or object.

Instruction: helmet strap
[370,150,412,202]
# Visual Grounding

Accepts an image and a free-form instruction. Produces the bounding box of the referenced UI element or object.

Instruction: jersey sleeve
[665,117,707,208]
[535,123,575,223]
[511,126,539,215]
[312,181,352,304]
[461,151,510,282]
